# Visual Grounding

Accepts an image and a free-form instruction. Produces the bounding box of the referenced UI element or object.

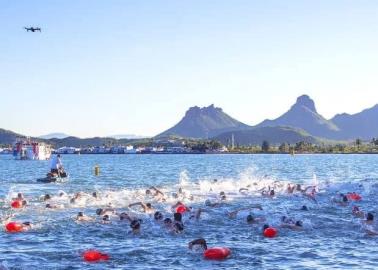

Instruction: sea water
[0,154,377,269]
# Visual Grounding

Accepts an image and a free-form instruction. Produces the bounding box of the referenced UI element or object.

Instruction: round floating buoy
[176,205,187,214]
[83,250,109,262]
[347,193,362,201]
[264,227,277,238]
[5,222,23,233]
[11,200,23,209]
[204,247,231,260]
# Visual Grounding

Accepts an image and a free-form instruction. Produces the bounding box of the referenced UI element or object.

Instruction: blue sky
[1,0,378,137]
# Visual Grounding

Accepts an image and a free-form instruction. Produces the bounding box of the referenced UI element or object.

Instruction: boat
[12,138,52,160]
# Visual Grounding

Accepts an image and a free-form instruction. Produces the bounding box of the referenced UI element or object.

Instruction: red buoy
[204,247,231,260]
[5,222,23,233]
[176,205,187,214]
[11,200,23,209]
[83,250,109,262]
[347,193,362,201]
[264,227,277,238]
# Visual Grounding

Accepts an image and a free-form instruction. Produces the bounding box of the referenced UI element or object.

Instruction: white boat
[13,138,51,160]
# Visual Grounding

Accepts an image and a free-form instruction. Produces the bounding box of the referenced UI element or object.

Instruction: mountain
[256,95,341,139]
[157,104,250,138]
[39,133,71,139]
[331,104,378,140]
[0,128,23,145]
[214,126,320,145]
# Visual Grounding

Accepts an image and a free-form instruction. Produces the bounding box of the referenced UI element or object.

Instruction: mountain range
[157,95,378,144]
[1,95,377,146]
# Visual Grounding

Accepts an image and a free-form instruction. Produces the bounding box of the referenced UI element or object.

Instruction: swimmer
[219,191,227,201]
[163,218,173,230]
[280,220,304,230]
[154,211,164,222]
[146,186,165,201]
[301,205,309,211]
[118,212,142,233]
[204,199,222,208]
[362,213,378,236]
[246,214,266,224]
[352,206,365,218]
[100,215,111,224]
[21,221,32,231]
[262,189,275,198]
[43,194,51,201]
[227,205,263,219]
[173,213,184,233]
[332,193,349,206]
[287,184,295,194]
[188,238,208,251]
[128,202,154,213]
[12,193,24,201]
[96,208,115,216]
[75,212,94,222]
[45,203,63,209]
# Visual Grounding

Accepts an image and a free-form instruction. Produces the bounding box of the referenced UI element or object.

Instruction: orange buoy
[204,247,231,260]
[11,200,23,208]
[347,193,362,201]
[264,227,277,238]
[83,250,109,262]
[5,222,23,233]
[176,205,187,214]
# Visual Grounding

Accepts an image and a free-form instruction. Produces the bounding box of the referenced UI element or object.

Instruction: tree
[261,140,270,152]
[279,142,290,153]
[355,138,362,150]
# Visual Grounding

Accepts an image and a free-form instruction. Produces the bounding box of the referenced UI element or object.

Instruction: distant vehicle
[24,27,41,32]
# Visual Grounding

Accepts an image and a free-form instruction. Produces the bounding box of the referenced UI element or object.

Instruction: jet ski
[37,171,68,183]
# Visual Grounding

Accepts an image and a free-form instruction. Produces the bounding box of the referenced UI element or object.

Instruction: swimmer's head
[281,216,287,222]
[145,189,151,195]
[46,204,52,208]
[146,203,152,209]
[164,218,172,225]
[70,198,76,204]
[59,192,65,197]
[367,213,374,221]
[44,194,51,201]
[295,220,303,227]
[130,219,141,230]
[179,188,183,194]
[220,191,225,196]
[174,222,184,232]
[174,213,182,222]
[102,215,110,221]
[154,211,163,221]
[270,190,275,196]
[77,212,84,217]
[352,206,360,212]
[17,193,23,199]
[342,195,348,202]
[172,193,178,199]
[92,192,98,198]
[301,205,308,211]
[247,215,254,224]
[22,200,27,206]
[205,199,211,206]
[96,208,103,215]
[263,224,270,231]
[57,154,61,158]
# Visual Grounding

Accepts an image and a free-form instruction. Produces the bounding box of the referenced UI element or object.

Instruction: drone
[24,27,41,32]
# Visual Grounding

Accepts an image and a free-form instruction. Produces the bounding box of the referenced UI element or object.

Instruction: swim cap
[96,209,103,215]
[247,215,254,223]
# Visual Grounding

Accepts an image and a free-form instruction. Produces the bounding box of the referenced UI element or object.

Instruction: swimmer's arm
[171,202,183,209]
[128,202,143,208]
[195,208,203,220]
[366,229,378,236]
